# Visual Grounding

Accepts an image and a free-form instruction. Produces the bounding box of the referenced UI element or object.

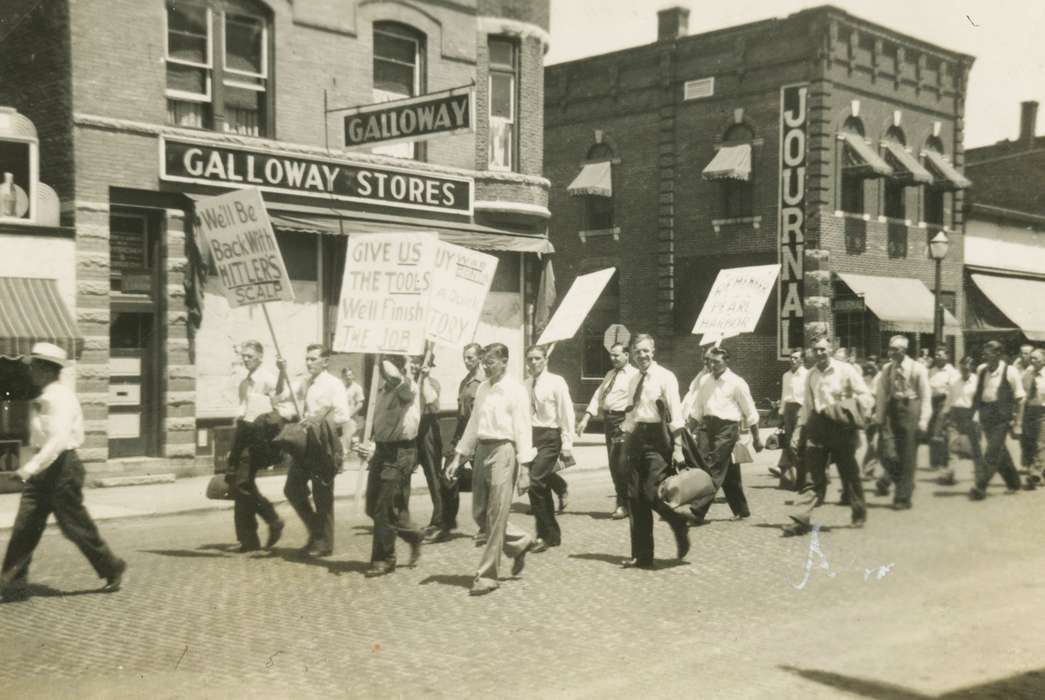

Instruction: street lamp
[929,230,950,350]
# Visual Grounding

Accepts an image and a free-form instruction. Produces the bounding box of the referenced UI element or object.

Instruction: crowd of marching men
[4,333,1041,599]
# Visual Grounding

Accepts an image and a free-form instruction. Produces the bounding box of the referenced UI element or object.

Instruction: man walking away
[774,349,807,489]
[969,340,1026,500]
[1022,349,1045,489]
[434,343,483,546]
[927,349,960,473]
[874,336,931,510]
[937,356,982,487]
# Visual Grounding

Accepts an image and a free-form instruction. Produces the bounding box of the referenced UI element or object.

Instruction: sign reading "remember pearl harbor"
[160,137,473,215]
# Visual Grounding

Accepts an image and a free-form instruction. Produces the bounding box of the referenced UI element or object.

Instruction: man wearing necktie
[927,349,960,473]
[619,334,690,570]
[774,349,808,489]
[969,340,1026,499]
[437,343,485,546]
[1023,349,1045,489]
[874,336,932,510]
[577,342,637,519]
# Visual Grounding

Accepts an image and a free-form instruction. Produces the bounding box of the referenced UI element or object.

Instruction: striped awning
[881,140,933,185]
[702,144,752,181]
[971,273,1045,342]
[567,161,612,197]
[0,277,83,360]
[837,272,958,333]
[924,150,972,190]
[839,132,893,178]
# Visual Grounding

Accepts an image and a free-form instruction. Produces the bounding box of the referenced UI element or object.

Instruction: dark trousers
[1021,405,1045,470]
[228,418,281,548]
[977,403,1022,490]
[529,427,562,546]
[805,412,866,517]
[778,402,801,471]
[929,394,949,468]
[365,442,422,564]
[418,415,457,531]
[879,398,920,505]
[690,416,748,520]
[2,451,122,586]
[794,424,810,490]
[625,423,688,565]
[284,459,335,550]
[603,412,628,509]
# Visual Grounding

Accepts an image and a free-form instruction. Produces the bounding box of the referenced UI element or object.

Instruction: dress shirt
[22,380,84,478]
[372,374,420,442]
[977,362,1025,403]
[874,356,932,428]
[584,364,639,416]
[527,371,576,451]
[238,368,278,422]
[928,364,960,398]
[345,382,365,417]
[689,369,760,426]
[801,359,873,426]
[456,375,535,463]
[622,361,684,433]
[1026,368,1045,407]
[288,370,351,424]
[947,373,978,410]
[780,367,808,406]
[458,368,485,418]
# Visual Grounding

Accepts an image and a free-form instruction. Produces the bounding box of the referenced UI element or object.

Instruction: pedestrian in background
[937,356,982,486]
[620,334,690,570]
[1016,344,1039,478]
[874,335,932,510]
[1,343,126,599]
[436,343,483,546]
[446,343,535,596]
[969,340,1025,500]
[577,342,637,519]
[860,361,881,481]
[413,353,447,543]
[773,348,807,489]
[927,348,960,473]
[1022,348,1045,489]
[340,368,365,442]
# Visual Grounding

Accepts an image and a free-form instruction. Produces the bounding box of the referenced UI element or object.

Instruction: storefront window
[372,22,425,159]
[488,37,517,172]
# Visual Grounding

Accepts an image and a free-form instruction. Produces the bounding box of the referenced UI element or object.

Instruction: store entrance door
[109,311,159,458]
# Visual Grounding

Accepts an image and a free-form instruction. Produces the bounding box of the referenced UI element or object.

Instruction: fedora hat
[27,341,68,368]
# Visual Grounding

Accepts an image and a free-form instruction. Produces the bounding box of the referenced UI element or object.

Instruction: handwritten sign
[536,268,616,346]
[194,188,294,308]
[333,233,436,355]
[426,241,498,347]
[691,264,779,344]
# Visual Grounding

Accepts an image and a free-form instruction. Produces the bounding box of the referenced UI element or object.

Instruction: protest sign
[194,188,294,307]
[536,268,616,346]
[603,324,630,353]
[425,241,498,347]
[333,232,436,355]
[691,264,779,344]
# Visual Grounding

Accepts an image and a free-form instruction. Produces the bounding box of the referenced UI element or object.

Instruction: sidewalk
[0,437,612,531]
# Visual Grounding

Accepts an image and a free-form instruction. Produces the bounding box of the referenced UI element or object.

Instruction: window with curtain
[882,127,906,221]
[840,117,866,215]
[372,22,425,159]
[488,37,517,171]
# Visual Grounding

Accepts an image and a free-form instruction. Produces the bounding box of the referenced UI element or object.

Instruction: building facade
[0,0,550,477]
[963,101,1045,353]
[544,5,972,403]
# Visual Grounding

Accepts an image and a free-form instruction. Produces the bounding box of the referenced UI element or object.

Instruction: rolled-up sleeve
[556,376,575,451]
[512,383,536,463]
[455,384,485,458]
[662,369,685,433]
[736,379,760,427]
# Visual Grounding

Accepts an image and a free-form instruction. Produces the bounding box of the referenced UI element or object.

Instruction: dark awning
[839,132,893,178]
[0,277,83,360]
[924,150,971,190]
[881,140,933,185]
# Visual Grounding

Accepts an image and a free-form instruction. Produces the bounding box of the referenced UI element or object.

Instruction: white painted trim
[476,16,550,52]
[473,200,550,218]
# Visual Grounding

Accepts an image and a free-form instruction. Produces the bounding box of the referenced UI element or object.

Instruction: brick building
[962,101,1045,351]
[544,4,973,404]
[0,0,551,478]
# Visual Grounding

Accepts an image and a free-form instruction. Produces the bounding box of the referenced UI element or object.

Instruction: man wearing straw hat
[1,342,126,599]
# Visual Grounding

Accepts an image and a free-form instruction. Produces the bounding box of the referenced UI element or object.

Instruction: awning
[0,277,83,360]
[881,140,933,185]
[970,273,1045,341]
[923,150,971,190]
[566,161,612,197]
[839,132,893,178]
[702,144,752,181]
[837,272,959,333]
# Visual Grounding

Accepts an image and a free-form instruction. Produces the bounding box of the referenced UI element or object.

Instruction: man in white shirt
[774,349,807,488]
[277,344,351,556]
[524,345,575,551]
[927,348,960,472]
[2,343,126,599]
[937,355,982,486]
[446,343,535,596]
[436,343,484,545]
[226,340,285,553]
[1023,349,1045,489]
[685,346,763,524]
[874,335,932,510]
[1017,344,1040,477]
[341,368,365,441]
[577,342,637,519]
[620,334,690,570]
[969,340,1025,499]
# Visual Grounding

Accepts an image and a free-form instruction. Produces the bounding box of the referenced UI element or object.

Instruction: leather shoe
[365,562,395,578]
[103,559,127,593]
[620,558,653,570]
[875,480,891,497]
[892,501,912,511]
[937,472,957,486]
[530,538,549,554]
[407,539,422,567]
[423,529,451,544]
[556,489,569,513]
[851,508,867,528]
[968,487,987,501]
[310,542,334,557]
[672,522,690,560]
[469,578,499,596]
[611,507,628,520]
[238,543,261,553]
[511,543,531,577]
[782,514,813,537]
[265,519,285,549]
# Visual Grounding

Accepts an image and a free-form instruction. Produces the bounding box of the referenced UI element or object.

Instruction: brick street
[1,448,1043,699]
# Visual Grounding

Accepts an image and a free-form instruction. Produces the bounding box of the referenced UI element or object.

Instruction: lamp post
[929,230,950,351]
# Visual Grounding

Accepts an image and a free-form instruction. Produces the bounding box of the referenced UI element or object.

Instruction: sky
[545,0,1045,149]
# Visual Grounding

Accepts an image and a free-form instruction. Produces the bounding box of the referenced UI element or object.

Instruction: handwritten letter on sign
[536,268,617,346]
[691,264,780,344]
[426,242,498,347]
[333,233,435,355]
[194,188,294,307]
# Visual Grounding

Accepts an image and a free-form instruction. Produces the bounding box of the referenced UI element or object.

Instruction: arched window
[166,0,273,136]
[882,127,907,220]
[372,22,426,159]
[837,116,890,215]
[702,122,755,220]
[568,141,616,237]
[584,143,614,230]
[923,137,946,226]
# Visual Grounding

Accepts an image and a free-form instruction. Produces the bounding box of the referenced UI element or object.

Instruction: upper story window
[372,22,425,160]
[703,123,755,220]
[488,37,518,171]
[568,142,615,236]
[882,127,907,221]
[837,116,894,216]
[923,137,949,226]
[165,0,271,137]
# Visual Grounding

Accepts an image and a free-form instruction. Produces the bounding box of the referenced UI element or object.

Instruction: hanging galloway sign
[161,137,473,215]
[777,83,808,359]
[343,86,474,150]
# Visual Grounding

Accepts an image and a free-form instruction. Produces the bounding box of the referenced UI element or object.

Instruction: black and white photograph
[1,0,1043,697]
